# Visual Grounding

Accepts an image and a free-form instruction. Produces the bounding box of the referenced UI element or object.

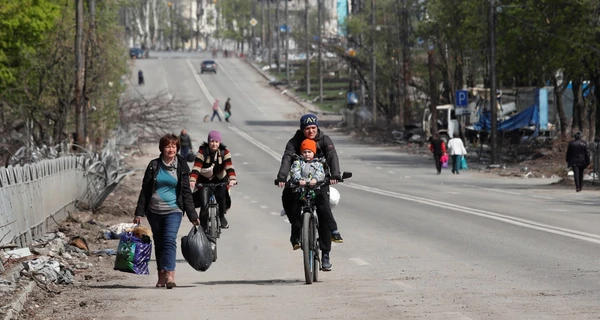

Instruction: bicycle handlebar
[196,182,230,188]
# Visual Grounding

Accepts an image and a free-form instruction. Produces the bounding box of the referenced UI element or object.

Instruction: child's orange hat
[300,139,317,154]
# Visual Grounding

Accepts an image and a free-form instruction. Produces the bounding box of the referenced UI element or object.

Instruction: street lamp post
[168,2,174,50]
[489,0,498,163]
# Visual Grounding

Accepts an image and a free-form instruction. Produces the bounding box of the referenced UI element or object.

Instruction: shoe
[322,253,332,271]
[331,232,343,243]
[166,271,176,289]
[220,216,229,229]
[452,170,455,174]
[155,270,166,288]
[292,242,301,250]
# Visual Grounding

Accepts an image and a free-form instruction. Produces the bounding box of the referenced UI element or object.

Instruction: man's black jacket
[134,154,198,222]
[566,138,590,167]
[277,129,341,181]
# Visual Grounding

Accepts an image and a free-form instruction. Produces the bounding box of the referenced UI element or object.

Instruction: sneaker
[322,253,332,271]
[280,209,286,217]
[292,242,301,250]
[220,216,229,229]
[331,232,343,243]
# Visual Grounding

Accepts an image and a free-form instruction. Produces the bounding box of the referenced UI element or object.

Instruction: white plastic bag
[329,187,340,209]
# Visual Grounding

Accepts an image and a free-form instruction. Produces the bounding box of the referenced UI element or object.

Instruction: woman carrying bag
[133,134,200,289]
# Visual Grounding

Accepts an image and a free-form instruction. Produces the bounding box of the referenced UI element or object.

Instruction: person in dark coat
[178,129,192,159]
[566,131,590,192]
[276,114,342,272]
[224,98,232,122]
[429,134,447,174]
[138,70,144,86]
[134,134,199,289]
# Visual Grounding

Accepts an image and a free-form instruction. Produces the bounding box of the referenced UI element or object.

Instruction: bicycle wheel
[302,211,314,284]
[209,206,218,262]
[312,219,319,283]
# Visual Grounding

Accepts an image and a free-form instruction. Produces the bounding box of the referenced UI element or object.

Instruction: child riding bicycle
[288,139,343,250]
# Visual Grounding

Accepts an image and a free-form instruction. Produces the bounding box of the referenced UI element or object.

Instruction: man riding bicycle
[190,130,237,230]
[276,114,342,271]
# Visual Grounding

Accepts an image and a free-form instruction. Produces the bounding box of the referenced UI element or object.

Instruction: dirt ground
[1,144,157,320]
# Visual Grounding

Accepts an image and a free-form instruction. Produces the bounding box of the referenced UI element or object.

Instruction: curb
[2,281,35,320]
[243,59,340,116]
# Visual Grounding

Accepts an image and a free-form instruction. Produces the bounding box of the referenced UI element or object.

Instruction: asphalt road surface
[101,52,600,320]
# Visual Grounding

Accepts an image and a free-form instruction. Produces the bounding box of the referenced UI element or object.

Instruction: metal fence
[0,157,87,248]
[0,129,138,249]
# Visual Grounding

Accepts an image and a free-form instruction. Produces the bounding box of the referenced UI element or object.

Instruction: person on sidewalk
[566,131,590,192]
[134,134,200,289]
[210,99,222,122]
[429,134,447,174]
[224,98,232,122]
[138,70,144,86]
[178,129,192,160]
[447,135,467,174]
[189,130,237,230]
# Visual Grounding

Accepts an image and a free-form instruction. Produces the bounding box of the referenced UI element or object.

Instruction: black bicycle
[276,171,351,284]
[195,182,229,262]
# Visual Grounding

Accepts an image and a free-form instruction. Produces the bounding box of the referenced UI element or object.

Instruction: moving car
[129,48,147,59]
[201,60,217,74]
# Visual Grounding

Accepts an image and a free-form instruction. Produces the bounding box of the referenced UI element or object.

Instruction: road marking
[532,195,552,199]
[159,64,173,100]
[479,187,521,195]
[283,218,290,223]
[270,212,279,216]
[349,258,370,266]
[260,205,268,209]
[546,209,567,212]
[243,196,250,199]
[242,162,249,165]
[218,63,261,110]
[376,166,382,169]
[388,171,395,174]
[251,200,257,204]
[186,59,215,105]
[186,58,600,246]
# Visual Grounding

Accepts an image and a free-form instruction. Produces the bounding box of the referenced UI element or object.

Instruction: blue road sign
[456,90,468,107]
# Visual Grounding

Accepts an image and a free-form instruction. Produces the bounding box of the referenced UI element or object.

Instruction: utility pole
[371,0,377,122]
[75,0,85,147]
[489,0,498,163]
[305,0,311,95]
[285,0,290,84]
[318,0,323,103]
[168,2,174,50]
[276,0,281,72]
[261,0,265,60]
[84,0,96,145]
[251,0,255,58]
[267,0,272,67]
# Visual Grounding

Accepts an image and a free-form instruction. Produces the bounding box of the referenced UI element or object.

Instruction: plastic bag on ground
[181,226,213,272]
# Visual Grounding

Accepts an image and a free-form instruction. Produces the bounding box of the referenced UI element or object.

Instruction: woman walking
[134,134,200,289]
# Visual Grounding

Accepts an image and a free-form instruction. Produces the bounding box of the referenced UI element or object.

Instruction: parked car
[201,60,217,74]
[129,48,147,59]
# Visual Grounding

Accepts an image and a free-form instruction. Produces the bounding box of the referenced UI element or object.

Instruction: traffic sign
[456,90,469,115]
[250,18,257,27]
[456,90,468,107]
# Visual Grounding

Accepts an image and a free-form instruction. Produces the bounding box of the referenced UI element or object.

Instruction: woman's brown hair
[159,133,180,152]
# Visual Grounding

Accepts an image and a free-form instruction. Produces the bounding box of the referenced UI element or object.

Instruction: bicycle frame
[196,182,228,262]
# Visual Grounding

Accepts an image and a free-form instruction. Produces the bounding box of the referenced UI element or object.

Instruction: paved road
[102,52,600,320]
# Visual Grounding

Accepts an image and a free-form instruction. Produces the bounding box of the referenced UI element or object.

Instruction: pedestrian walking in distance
[447,135,467,174]
[429,133,447,174]
[566,131,590,192]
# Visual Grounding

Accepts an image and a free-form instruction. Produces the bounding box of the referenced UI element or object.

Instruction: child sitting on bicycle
[288,139,343,250]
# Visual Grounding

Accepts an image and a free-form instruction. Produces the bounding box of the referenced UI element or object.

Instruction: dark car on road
[129,48,147,59]
[201,60,217,74]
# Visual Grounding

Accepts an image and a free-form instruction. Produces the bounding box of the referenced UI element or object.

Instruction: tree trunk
[75,0,86,147]
[551,75,568,140]
[571,77,583,132]
[428,46,438,134]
